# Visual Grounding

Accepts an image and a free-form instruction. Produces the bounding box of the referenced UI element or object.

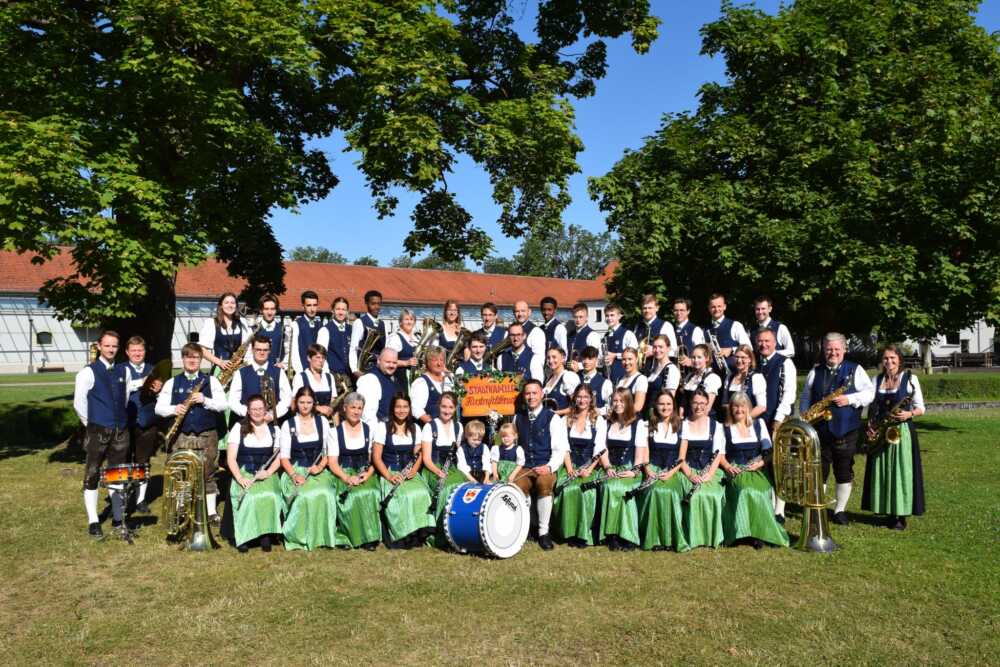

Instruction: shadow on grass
[916,421,957,432]
[0,403,79,460]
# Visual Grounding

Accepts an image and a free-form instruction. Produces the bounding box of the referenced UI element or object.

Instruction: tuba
[773,417,837,553]
[161,449,218,551]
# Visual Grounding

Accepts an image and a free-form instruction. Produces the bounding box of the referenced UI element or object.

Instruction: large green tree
[590,0,1000,340]
[0,0,657,361]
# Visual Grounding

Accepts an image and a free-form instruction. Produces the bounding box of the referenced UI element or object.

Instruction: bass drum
[444,483,530,559]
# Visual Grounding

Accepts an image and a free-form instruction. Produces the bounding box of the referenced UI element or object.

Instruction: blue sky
[269,1,1000,268]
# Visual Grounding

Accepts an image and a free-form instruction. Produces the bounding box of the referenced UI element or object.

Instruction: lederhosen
[83,361,130,490]
[513,409,557,496]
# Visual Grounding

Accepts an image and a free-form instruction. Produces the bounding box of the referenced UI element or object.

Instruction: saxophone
[800,385,848,423]
[218,312,260,389]
[162,448,218,551]
[865,395,912,450]
[161,376,208,448]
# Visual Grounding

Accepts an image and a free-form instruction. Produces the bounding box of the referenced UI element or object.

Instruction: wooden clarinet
[554,453,603,496]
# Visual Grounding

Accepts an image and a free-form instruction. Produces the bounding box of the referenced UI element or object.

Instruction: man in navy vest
[228,335,292,423]
[634,294,679,372]
[155,344,229,526]
[601,304,637,385]
[751,295,796,358]
[799,332,875,526]
[290,290,322,374]
[254,294,286,367]
[578,346,612,417]
[350,289,387,377]
[671,297,705,368]
[511,380,569,550]
[123,335,163,514]
[755,328,798,524]
[499,322,544,380]
[511,300,546,359]
[706,293,751,372]
[411,347,454,424]
[74,330,131,538]
[566,303,602,373]
[539,296,568,353]
[476,302,506,350]
[356,348,402,428]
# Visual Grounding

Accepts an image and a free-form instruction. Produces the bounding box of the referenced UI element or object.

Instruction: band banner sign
[460,374,522,417]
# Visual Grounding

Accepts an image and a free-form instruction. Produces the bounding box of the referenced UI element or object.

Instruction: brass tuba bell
[773,418,838,553]
[162,449,218,551]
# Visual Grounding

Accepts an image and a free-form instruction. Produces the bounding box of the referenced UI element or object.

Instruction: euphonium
[773,417,837,552]
[162,448,218,551]
[486,336,512,366]
[358,326,384,374]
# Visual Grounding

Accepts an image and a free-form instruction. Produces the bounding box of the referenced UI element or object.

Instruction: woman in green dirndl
[597,387,648,550]
[554,384,607,547]
[862,345,926,530]
[328,392,381,550]
[678,388,726,549]
[372,394,435,549]
[279,387,338,551]
[225,394,283,553]
[420,393,466,523]
[720,393,789,549]
[637,391,689,552]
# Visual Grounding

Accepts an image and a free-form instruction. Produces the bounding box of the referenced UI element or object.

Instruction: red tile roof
[1,248,609,307]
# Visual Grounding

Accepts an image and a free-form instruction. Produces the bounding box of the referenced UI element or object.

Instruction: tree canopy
[483,222,615,280]
[390,252,468,272]
[288,246,348,264]
[590,0,1000,339]
[0,0,658,359]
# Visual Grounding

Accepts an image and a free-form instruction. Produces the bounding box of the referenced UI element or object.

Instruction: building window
[945,332,960,345]
[35,331,53,345]
[960,339,970,354]
[595,309,603,323]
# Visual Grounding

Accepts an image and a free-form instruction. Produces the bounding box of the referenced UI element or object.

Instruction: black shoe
[752,539,764,551]
[260,535,272,552]
[651,545,667,552]
[237,544,249,553]
[607,535,620,551]
[619,539,636,551]
[831,511,849,526]
[135,501,150,514]
[362,541,378,551]
[538,533,555,550]
[891,517,907,531]
[774,514,786,525]
[88,522,103,539]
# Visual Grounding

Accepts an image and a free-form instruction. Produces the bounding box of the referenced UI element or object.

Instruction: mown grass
[0,410,996,665]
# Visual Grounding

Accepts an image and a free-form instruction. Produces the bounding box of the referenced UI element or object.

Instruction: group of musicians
[74,289,926,550]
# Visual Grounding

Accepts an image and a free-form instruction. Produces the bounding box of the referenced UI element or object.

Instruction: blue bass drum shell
[443,482,530,559]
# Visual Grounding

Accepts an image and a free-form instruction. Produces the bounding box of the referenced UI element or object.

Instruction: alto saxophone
[800,386,849,424]
[218,312,260,389]
[864,395,913,450]
[161,377,208,448]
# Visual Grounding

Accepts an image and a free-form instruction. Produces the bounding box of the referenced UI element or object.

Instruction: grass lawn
[0,410,996,665]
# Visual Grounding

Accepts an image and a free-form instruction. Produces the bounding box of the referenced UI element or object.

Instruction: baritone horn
[161,448,218,551]
[773,417,837,553]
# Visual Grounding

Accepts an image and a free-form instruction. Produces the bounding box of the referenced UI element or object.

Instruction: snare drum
[443,483,530,559]
[100,463,150,486]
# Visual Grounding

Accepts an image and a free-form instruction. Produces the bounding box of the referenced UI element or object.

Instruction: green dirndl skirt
[280,467,338,551]
[683,469,725,549]
[378,474,435,543]
[229,467,283,547]
[333,468,382,548]
[862,422,923,517]
[495,460,520,484]
[554,468,601,545]
[638,466,690,552]
[722,469,789,547]
[423,466,468,547]
[597,467,642,546]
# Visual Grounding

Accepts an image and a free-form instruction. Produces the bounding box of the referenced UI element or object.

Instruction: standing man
[511,380,569,550]
[155,344,229,527]
[511,300,546,359]
[751,295,796,358]
[228,335,292,422]
[317,296,353,378]
[74,330,131,538]
[539,296,568,353]
[755,328,798,524]
[800,333,875,526]
[256,294,285,367]
[356,348,401,427]
[477,302,506,350]
[123,336,163,514]
[499,322,544,381]
[350,290,387,377]
[706,293,751,370]
[601,304,637,385]
[672,298,705,367]
[634,294,679,369]
[290,290,322,375]
[566,303,602,372]
[411,347,454,424]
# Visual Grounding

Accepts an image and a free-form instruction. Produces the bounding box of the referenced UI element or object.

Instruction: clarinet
[623,465,659,501]
[234,445,281,511]
[682,457,720,504]
[579,463,643,491]
[724,455,763,482]
[379,457,418,512]
[427,442,459,514]
[337,447,372,503]
[554,452,603,496]
[286,448,326,509]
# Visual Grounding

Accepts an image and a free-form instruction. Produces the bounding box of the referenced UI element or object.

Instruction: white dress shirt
[521,406,569,471]
[761,352,798,421]
[637,318,679,358]
[154,373,228,418]
[710,318,751,347]
[541,319,568,353]
[290,316,323,373]
[73,358,132,426]
[349,315,383,373]
[680,419,726,453]
[675,320,706,347]
[579,371,613,416]
[456,443,492,475]
[800,364,876,413]
[454,358,489,378]
[566,415,608,456]
[355,372,385,428]
[227,362,292,419]
[510,321,547,359]
[756,317,796,358]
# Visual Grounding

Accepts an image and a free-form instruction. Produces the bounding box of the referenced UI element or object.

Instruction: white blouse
[683,370,722,395]
[226,423,276,450]
[420,418,464,449]
[329,421,371,457]
[727,373,767,409]
[606,420,649,449]
[279,415,333,459]
[726,419,773,450]
[565,415,608,455]
[646,363,681,393]
[490,445,526,465]
[373,422,420,447]
[679,419,726,453]
[650,421,679,445]
[875,374,926,412]
[544,370,581,399]
[616,372,649,395]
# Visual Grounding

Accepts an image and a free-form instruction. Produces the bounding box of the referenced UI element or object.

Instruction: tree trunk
[104,270,177,366]
[919,339,932,375]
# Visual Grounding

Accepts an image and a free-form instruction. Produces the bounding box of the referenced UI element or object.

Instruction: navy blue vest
[459,360,487,376]
[501,347,535,380]
[336,422,371,470]
[87,360,128,429]
[567,420,599,467]
[429,418,461,465]
[542,318,563,351]
[461,441,486,473]
[256,321,284,365]
[497,445,520,463]
[301,370,334,407]
[126,363,157,429]
[634,317,663,345]
[606,420,639,467]
[620,373,642,395]
[359,313,387,362]
[751,319,789,354]
[681,370,721,420]
[295,315,321,370]
[288,415,325,467]
[369,367,399,422]
[725,421,765,465]
[544,373,572,411]
[646,363,676,403]
[395,332,417,361]
[605,326,627,384]
[675,321,697,355]
[213,320,244,361]
[323,320,352,374]
[479,325,506,349]
[582,372,608,409]
[235,424,278,472]
[757,355,785,424]
[515,409,555,468]
[809,362,861,438]
[568,325,592,362]
[420,375,443,420]
[170,373,216,434]
[521,320,537,338]
[382,425,418,471]
[708,317,738,348]
[685,418,718,469]
[437,329,457,352]
[238,364,282,406]
[649,424,680,469]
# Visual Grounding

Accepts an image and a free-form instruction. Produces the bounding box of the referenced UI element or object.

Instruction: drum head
[479,483,530,559]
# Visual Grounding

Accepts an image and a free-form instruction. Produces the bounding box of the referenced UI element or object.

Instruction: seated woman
[720,392,788,549]
[226,394,283,553]
[554,384,607,547]
[372,393,435,549]
[328,392,381,551]
[678,388,726,549]
[420,392,466,531]
[637,391,689,552]
[279,387,338,551]
[597,388,648,551]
